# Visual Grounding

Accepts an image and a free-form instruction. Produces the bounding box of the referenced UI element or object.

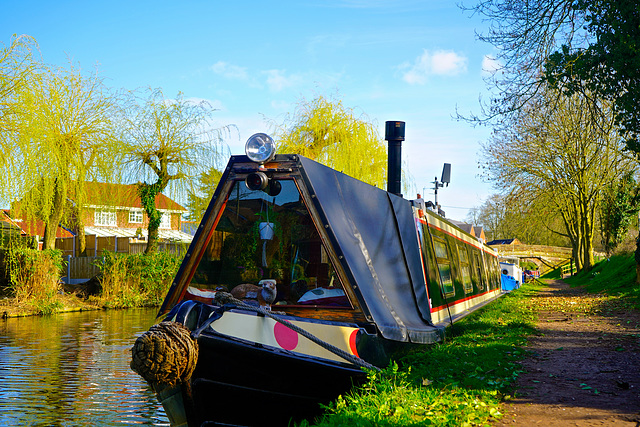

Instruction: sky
[2,0,500,222]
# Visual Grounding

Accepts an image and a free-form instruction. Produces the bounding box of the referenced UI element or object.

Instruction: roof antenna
[433,163,451,216]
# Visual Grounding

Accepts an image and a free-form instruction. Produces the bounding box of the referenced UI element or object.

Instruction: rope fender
[130,321,199,389]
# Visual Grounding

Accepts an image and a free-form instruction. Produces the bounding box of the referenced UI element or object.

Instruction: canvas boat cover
[299,157,442,344]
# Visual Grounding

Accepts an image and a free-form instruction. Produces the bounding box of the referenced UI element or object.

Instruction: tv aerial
[433,163,451,214]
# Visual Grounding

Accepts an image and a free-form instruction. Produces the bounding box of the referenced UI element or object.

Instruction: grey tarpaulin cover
[299,157,443,344]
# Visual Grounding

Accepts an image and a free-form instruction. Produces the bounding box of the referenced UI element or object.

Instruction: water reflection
[0,308,168,426]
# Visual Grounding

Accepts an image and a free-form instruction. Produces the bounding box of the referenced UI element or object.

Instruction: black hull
[183,331,368,426]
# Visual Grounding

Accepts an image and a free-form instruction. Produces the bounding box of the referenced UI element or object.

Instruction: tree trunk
[145,221,159,254]
[42,180,67,251]
[138,181,165,255]
[77,225,87,257]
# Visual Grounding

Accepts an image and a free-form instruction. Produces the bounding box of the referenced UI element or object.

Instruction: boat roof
[298,157,441,343]
[162,154,444,344]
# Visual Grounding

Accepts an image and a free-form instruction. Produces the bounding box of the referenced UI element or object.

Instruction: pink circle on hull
[274,322,299,350]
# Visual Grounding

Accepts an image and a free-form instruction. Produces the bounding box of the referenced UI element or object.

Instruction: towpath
[497,280,640,426]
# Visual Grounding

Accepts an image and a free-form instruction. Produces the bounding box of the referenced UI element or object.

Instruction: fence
[561,262,577,278]
[60,237,191,284]
[65,255,101,283]
[56,235,190,257]
[56,235,130,257]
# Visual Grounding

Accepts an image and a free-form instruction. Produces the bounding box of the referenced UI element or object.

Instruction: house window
[95,210,117,226]
[129,210,143,223]
[159,212,171,229]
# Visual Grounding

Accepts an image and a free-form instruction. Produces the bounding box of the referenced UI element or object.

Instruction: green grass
[303,283,542,426]
[564,253,640,309]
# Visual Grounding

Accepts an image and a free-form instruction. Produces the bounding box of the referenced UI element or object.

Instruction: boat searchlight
[245,133,276,164]
[244,133,282,196]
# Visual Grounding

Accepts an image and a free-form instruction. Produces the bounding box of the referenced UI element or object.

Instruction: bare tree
[459,0,583,126]
[481,87,635,271]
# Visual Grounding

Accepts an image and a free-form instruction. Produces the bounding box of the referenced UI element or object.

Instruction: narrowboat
[132,124,503,426]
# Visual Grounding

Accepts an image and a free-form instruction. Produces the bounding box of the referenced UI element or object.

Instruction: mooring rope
[204,291,380,371]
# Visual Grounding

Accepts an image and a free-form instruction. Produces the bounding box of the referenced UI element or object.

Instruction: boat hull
[182,330,368,426]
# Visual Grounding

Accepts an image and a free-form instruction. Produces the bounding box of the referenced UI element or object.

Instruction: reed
[97,252,181,308]
[7,248,64,314]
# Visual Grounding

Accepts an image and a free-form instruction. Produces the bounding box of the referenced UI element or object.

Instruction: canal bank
[0,292,105,318]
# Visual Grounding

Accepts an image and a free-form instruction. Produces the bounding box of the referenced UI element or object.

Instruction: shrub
[6,248,64,312]
[96,252,182,308]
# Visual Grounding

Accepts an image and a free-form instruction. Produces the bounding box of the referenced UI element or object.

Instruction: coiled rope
[200,291,380,371]
[130,321,199,388]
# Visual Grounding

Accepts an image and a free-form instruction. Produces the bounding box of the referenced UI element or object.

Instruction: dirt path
[497,280,640,426]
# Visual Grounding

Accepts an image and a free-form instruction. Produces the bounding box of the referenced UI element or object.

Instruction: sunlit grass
[564,253,640,311]
[304,283,542,426]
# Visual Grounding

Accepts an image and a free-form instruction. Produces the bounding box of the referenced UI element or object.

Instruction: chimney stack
[385,121,405,196]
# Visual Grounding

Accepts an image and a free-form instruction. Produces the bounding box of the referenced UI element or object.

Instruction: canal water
[0,308,168,426]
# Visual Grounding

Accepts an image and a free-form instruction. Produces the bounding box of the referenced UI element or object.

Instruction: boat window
[434,240,448,259]
[457,246,473,294]
[437,263,454,295]
[190,179,350,308]
[473,253,485,291]
[433,238,454,296]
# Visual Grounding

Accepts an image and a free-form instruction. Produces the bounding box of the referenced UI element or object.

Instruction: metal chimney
[385,121,405,196]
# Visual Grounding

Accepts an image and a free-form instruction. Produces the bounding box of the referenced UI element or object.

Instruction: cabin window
[434,240,448,259]
[433,239,454,296]
[457,246,473,294]
[473,253,485,291]
[437,263,454,295]
[190,179,351,309]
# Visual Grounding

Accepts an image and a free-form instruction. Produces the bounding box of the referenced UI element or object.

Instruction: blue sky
[3,0,499,221]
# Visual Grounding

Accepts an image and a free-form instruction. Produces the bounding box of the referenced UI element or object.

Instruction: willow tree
[186,166,224,223]
[272,95,388,189]
[481,88,636,271]
[120,88,230,254]
[5,58,121,251]
[0,35,37,201]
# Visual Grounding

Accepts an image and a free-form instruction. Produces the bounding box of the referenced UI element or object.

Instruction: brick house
[8,182,192,254]
[79,182,190,241]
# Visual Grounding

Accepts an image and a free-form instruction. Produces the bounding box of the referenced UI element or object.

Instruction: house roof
[1,210,25,236]
[82,182,187,212]
[7,216,75,239]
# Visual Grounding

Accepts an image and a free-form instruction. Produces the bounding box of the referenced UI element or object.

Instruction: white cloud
[401,49,468,85]
[263,69,303,92]
[481,54,501,76]
[270,99,291,111]
[210,61,249,80]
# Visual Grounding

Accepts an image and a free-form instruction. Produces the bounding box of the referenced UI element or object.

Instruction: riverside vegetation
[0,247,180,317]
[1,246,638,426]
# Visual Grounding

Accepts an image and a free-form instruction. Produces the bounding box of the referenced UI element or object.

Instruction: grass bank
[303,282,542,426]
[563,253,639,309]
[306,254,640,426]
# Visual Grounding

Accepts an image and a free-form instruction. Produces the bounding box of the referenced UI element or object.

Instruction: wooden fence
[59,235,191,283]
[65,255,101,282]
[56,235,190,257]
